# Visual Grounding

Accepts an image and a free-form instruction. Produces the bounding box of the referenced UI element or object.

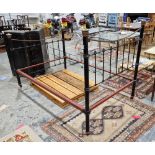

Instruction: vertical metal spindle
[127,39,131,69]
[110,46,112,78]
[62,28,67,69]
[102,48,105,82]
[57,40,61,64]
[52,40,56,66]
[94,50,97,85]
[82,29,90,134]
[151,76,155,102]
[115,41,119,74]
[132,39,136,67]
[121,39,125,72]
[131,21,145,99]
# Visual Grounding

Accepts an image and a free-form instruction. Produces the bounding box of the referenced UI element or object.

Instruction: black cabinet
[4,28,49,77]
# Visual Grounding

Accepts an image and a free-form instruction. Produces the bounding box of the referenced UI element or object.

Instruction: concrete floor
[0,36,155,142]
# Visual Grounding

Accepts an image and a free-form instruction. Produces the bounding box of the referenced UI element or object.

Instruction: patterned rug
[104,69,153,99]
[0,125,42,142]
[41,87,155,142]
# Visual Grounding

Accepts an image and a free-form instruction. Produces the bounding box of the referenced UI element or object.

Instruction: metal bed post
[115,40,119,74]
[131,21,145,99]
[151,76,155,102]
[98,27,102,53]
[57,40,61,64]
[127,39,131,69]
[6,33,22,87]
[52,40,56,66]
[121,39,125,72]
[132,39,137,67]
[94,50,97,85]
[109,46,112,78]
[61,28,67,69]
[82,29,90,134]
[102,48,105,81]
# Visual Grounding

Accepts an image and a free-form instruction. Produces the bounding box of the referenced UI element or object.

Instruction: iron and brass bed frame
[6,21,145,135]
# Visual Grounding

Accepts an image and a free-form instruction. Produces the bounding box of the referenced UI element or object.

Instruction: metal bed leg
[131,21,145,99]
[16,73,22,87]
[6,33,22,87]
[82,30,90,134]
[61,28,67,69]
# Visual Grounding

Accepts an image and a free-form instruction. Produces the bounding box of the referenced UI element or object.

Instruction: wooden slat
[63,69,95,86]
[54,71,85,91]
[45,74,83,95]
[37,76,76,98]
[54,70,98,91]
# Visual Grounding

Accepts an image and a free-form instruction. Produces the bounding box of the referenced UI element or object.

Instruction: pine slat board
[47,74,83,95]
[32,69,98,108]
[54,70,98,91]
